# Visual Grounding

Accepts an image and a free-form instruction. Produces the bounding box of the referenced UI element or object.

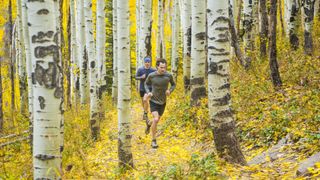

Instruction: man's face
[144,61,151,68]
[157,62,167,74]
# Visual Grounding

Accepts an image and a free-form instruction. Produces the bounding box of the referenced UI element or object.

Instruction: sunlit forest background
[0,0,320,178]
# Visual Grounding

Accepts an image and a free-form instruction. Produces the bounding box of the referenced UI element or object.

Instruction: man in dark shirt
[144,58,176,148]
[135,57,156,121]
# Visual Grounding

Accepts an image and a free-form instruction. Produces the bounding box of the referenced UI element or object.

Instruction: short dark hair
[156,58,167,67]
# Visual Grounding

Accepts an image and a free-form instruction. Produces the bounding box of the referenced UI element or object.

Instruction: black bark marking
[183,76,190,91]
[212,93,231,106]
[32,31,54,43]
[35,154,55,160]
[218,83,230,90]
[187,26,192,53]
[195,32,206,41]
[90,61,95,68]
[145,20,153,57]
[34,45,59,62]
[211,16,229,26]
[38,96,45,109]
[214,108,234,119]
[37,9,49,15]
[208,46,225,52]
[190,77,204,85]
[215,27,229,31]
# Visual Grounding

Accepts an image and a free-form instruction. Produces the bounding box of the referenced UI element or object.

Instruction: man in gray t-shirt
[144,58,176,148]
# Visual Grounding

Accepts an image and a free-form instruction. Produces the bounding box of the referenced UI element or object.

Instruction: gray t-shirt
[144,71,176,105]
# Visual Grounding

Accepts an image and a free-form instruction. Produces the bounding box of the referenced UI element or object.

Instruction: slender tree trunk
[286,0,300,49]
[112,0,118,104]
[279,0,286,35]
[253,0,260,37]
[16,0,27,115]
[237,0,243,35]
[97,0,107,93]
[26,0,64,177]
[207,0,247,165]
[117,0,133,168]
[21,0,33,148]
[0,58,3,132]
[182,0,191,93]
[171,0,180,82]
[85,0,100,139]
[157,0,164,58]
[243,0,253,66]
[260,0,268,57]
[77,0,88,104]
[190,0,206,105]
[139,0,152,66]
[302,0,315,55]
[9,0,15,113]
[229,0,246,65]
[70,0,78,106]
[270,0,282,87]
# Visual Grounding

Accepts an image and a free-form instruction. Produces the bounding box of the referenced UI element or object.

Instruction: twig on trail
[0,136,29,148]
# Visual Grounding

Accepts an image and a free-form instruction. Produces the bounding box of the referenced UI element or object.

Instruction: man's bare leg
[150,111,160,148]
[142,94,150,120]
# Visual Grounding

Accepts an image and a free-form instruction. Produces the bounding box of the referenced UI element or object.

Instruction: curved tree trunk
[207,0,247,165]
[229,0,246,66]
[171,0,180,82]
[26,0,64,178]
[182,0,191,93]
[85,0,100,139]
[190,0,206,105]
[117,0,133,168]
[302,0,315,55]
[270,0,282,87]
[112,0,118,104]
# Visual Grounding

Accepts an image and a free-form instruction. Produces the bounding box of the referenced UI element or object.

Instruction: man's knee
[153,117,160,123]
[143,94,149,102]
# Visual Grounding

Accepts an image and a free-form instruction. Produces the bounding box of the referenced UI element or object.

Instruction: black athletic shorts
[150,101,166,116]
[139,88,152,97]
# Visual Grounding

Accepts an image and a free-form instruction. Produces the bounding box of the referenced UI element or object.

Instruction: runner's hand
[166,90,170,96]
[147,92,153,97]
[141,74,146,79]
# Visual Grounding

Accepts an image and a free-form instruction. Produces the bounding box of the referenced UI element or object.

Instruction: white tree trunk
[190,0,206,105]
[21,0,33,146]
[286,0,299,49]
[85,0,100,139]
[207,0,246,165]
[70,0,78,105]
[139,0,152,66]
[112,0,118,104]
[97,0,107,93]
[26,0,64,178]
[77,0,88,104]
[303,0,315,55]
[171,0,180,81]
[243,0,253,65]
[117,0,133,168]
[16,0,27,114]
[157,0,165,58]
[182,0,191,92]
[315,0,320,18]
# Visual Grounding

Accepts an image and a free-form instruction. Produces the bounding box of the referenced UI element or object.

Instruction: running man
[135,57,156,121]
[144,58,176,148]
